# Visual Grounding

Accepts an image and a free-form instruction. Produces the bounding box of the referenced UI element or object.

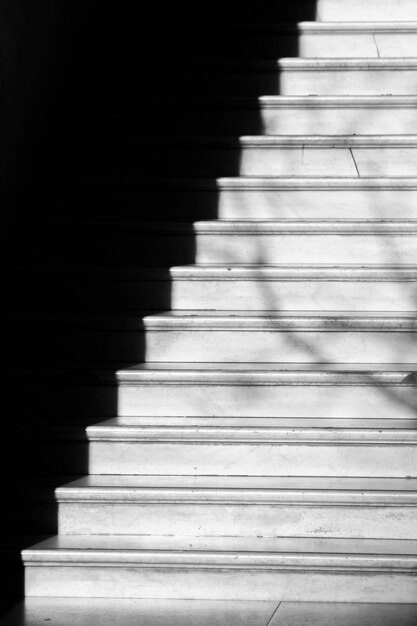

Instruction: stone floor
[2,599,417,625]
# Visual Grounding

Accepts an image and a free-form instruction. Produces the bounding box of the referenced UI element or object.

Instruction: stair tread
[118,361,417,372]
[58,135,417,146]
[8,310,417,331]
[36,176,417,188]
[142,58,417,69]
[87,416,417,428]
[88,94,417,106]
[215,21,417,33]
[55,475,417,503]
[110,363,417,386]
[14,264,417,280]
[87,417,417,443]
[26,219,417,235]
[22,534,417,558]
[6,362,417,377]
[60,475,417,488]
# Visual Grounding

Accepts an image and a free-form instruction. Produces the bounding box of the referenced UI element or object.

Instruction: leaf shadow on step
[217,229,417,422]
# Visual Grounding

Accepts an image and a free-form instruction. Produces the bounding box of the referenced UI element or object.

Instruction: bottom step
[23,535,417,603]
[4,599,417,626]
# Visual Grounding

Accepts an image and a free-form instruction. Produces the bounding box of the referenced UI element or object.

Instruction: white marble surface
[239,146,417,177]
[90,440,417,476]
[116,379,417,419]
[146,328,417,363]
[193,232,417,264]
[271,602,417,625]
[24,568,417,602]
[280,67,417,96]
[260,99,417,136]
[171,277,417,312]
[1,598,277,626]
[239,147,356,176]
[59,500,417,539]
[317,0,417,22]
[3,600,417,626]
[299,32,417,58]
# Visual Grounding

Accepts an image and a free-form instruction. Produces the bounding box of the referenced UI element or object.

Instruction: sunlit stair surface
[5,0,417,620]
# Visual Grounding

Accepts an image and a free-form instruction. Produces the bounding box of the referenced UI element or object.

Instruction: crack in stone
[266,602,282,626]
[373,34,381,58]
[349,148,361,177]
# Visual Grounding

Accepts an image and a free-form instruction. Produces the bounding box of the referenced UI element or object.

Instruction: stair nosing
[8,311,417,331]
[22,536,417,570]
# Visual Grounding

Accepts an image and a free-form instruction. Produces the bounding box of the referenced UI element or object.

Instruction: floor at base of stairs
[2,599,417,625]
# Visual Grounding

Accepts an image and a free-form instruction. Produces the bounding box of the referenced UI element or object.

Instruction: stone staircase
[5,0,417,610]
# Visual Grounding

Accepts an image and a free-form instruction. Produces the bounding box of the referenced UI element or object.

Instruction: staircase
[6,0,417,610]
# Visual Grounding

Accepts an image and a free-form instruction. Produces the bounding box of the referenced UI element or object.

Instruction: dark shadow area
[0,0,318,614]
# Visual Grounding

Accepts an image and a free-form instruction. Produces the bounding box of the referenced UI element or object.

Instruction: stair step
[89,95,417,139]
[53,135,417,177]
[88,416,417,442]
[112,362,417,421]
[278,58,417,96]
[21,219,417,265]
[12,264,417,312]
[56,474,417,501]
[6,362,417,420]
[210,22,417,59]
[56,475,417,539]
[142,310,417,364]
[9,311,417,364]
[38,175,417,220]
[7,310,417,329]
[22,535,417,602]
[136,59,417,97]
[95,23,417,63]
[87,415,417,476]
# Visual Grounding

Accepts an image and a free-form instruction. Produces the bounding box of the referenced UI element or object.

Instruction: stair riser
[117,384,417,418]
[16,279,417,312]
[169,30,417,60]
[91,107,417,139]
[240,147,417,177]
[145,330,417,364]
[25,567,417,602]
[300,33,417,58]
[216,188,417,219]
[93,106,417,138]
[56,146,417,177]
[58,503,417,540]
[280,69,417,96]
[170,280,417,312]
[90,443,417,476]
[23,233,417,265]
[14,381,416,418]
[194,233,417,265]
[138,69,417,97]
[8,329,417,364]
[261,108,417,136]
[317,0,417,21]
[213,32,417,59]
[42,187,417,220]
